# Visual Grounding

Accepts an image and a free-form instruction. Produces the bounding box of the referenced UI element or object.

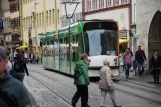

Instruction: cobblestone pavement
[24,64,161,107]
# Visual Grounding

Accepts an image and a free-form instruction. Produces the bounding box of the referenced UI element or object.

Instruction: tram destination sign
[84,22,117,31]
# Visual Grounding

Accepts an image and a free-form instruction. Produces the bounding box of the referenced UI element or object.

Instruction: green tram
[41,20,120,77]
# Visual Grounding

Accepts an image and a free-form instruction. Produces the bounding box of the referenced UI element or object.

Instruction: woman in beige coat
[99,59,121,107]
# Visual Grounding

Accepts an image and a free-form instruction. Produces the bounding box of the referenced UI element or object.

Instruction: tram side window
[83,32,89,55]
[64,37,70,61]
[72,36,78,61]
[76,34,83,58]
[59,38,63,60]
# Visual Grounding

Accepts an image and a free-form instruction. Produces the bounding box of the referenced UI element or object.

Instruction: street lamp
[62,1,80,73]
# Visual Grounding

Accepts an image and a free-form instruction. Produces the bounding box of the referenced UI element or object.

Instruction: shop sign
[120,30,127,39]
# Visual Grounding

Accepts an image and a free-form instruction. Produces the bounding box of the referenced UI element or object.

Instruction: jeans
[15,73,25,82]
[120,65,124,73]
[100,89,117,107]
[72,85,88,107]
[125,64,131,77]
[138,61,145,76]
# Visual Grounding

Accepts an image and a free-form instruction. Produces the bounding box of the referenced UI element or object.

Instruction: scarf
[154,54,158,60]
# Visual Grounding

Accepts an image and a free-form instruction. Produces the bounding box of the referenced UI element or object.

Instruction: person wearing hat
[0,46,32,107]
[72,53,90,107]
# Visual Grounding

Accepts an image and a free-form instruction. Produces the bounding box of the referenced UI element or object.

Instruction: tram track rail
[28,68,100,105]
[29,75,72,107]
[28,66,161,105]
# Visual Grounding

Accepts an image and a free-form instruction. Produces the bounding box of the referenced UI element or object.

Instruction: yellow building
[22,0,61,53]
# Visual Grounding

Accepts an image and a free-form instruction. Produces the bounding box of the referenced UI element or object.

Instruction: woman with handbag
[99,59,121,107]
[151,50,161,85]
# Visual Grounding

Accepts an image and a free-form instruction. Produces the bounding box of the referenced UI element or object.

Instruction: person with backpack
[0,46,32,107]
[14,54,29,82]
[135,46,147,76]
[72,53,90,107]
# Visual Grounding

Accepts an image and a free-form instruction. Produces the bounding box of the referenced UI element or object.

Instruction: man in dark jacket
[72,53,90,107]
[135,46,147,76]
[0,46,32,107]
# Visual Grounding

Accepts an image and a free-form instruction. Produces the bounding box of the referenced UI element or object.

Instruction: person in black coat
[151,50,161,85]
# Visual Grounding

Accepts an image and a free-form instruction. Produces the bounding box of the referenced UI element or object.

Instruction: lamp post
[62,1,80,74]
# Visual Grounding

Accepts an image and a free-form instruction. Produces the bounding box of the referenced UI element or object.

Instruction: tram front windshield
[84,29,117,56]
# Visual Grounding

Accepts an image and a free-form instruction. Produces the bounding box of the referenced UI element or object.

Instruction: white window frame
[107,0,112,7]
[100,0,104,9]
[121,0,127,4]
[93,0,97,10]
[114,0,119,6]
[87,0,91,11]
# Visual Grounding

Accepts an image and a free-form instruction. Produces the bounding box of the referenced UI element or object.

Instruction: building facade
[1,0,21,54]
[22,0,61,53]
[136,0,161,69]
[0,0,4,46]
[83,0,131,48]
[61,0,82,27]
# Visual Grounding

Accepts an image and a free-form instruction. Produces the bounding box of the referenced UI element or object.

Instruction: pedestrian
[0,46,32,107]
[14,54,29,82]
[35,53,39,64]
[72,53,90,107]
[150,50,161,85]
[24,51,28,63]
[4,48,13,75]
[123,49,132,78]
[135,46,147,76]
[99,59,121,107]
[119,53,124,73]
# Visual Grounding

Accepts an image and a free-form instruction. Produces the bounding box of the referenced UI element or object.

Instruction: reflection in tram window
[84,30,117,56]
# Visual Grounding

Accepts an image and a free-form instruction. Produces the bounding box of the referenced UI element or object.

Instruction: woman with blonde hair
[99,59,121,107]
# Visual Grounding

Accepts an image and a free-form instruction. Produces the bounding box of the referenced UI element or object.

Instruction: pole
[68,18,71,74]
[55,0,57,30]
[43,0,46,33]
[19,0,23,44]
[34,2,37,53]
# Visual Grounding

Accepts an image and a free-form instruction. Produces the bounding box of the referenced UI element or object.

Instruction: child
[120,53,124,73]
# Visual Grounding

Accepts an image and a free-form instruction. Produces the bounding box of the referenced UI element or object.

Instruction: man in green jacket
[72,53,90,107]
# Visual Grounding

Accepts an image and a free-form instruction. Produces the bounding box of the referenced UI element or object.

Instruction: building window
[107,0,112,7]
[42,12,44,26]
[121,0,127,4]
[100,0,104,9]
[52,9,54,24]
[87,0,91,11]
[114,0,119,6]
[93,0,97,10]
[11,17,20,28]
[46,11,48,26]
[57,9,60,24]
[10,2,19,13]
[49,10,51,25]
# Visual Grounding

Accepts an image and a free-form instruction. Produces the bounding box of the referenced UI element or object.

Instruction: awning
[16,45,28,50]
[119,39,129,44]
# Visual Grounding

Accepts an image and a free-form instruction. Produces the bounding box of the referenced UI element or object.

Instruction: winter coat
[0,71,31,106]
[74,60,90,85]
[151,55,161,69]
[99,65,114,91]
[135,50,147,63]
